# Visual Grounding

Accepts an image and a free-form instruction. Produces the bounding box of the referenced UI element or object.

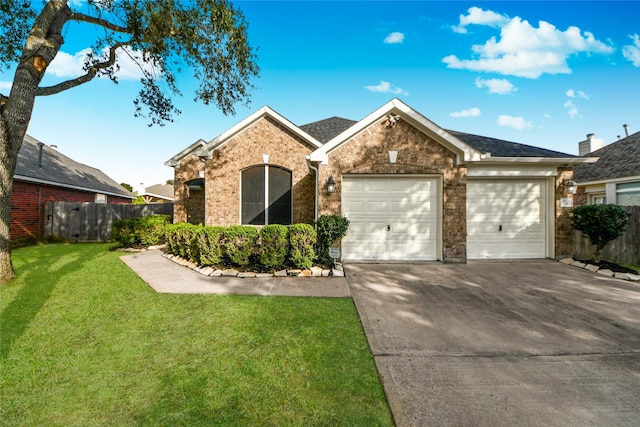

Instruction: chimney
[37,142,44,168]
[578,133,604,156]
[138,183,145,195]
[623,124,629,137]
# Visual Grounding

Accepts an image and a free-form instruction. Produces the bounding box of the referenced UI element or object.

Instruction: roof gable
[15,135,134,198]
[309,98,484,164]
[166,106,323,166]
[300,117,357,143]
[573,131,640,183]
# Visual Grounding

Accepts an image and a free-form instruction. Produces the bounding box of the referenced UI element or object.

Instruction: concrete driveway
[346,260,640,427]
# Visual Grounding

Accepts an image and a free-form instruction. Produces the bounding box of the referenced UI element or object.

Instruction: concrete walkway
[120,248,350,297]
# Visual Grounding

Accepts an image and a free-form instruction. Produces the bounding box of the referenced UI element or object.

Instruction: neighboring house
[166,99,596,262]
[136,183,174,203]
[573,131,640,206]
[11,135,134,241]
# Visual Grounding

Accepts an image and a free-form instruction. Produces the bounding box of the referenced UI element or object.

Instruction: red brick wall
[10,180,130,241]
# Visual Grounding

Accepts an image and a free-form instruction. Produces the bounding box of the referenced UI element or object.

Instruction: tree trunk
[0,0,70,282]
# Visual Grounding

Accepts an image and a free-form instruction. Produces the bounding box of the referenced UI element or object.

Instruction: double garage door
[341,176,548,261]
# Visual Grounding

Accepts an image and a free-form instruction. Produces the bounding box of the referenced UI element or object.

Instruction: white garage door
[341,176,438,261]
[467,180,547,259]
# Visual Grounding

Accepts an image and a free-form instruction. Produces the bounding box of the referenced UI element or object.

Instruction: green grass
[1,243,393,426]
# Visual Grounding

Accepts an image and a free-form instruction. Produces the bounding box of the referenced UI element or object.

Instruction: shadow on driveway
[346,260,640,427]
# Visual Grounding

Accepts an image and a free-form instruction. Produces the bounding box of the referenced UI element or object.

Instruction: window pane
[617,182,640,206]
[242,167,265,224]
[268,166,292,225]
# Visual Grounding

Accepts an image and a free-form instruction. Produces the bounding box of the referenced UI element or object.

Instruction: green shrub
[164,222,199,260]
[259,224,289,269]
[315,215,350,266]
[196,226,225,266]
[571,204,630,261]
[223,226,259,267]
[112,215,170,247]
[289,223,316,269]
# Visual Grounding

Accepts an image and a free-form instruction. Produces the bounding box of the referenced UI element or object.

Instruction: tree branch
[35,42,126,96]
[69,11,132,34]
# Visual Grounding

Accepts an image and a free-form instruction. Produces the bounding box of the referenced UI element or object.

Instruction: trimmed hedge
[259,224,289,270]
[315,215,350,266]
[112,215,170,247]
[223,226,259,267]
[289,224,316,269]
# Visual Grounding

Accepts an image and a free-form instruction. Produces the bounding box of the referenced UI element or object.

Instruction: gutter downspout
[305,156,319,223]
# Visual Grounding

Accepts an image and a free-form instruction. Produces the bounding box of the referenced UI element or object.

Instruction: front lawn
[1,243,392,426]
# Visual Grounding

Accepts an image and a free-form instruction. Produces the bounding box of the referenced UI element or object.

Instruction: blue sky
[2,1,639,189]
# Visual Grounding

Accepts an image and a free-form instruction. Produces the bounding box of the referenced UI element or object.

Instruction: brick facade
[555,167,576,258]
[173,116,316,226]
[316,120,467,262]
[11,180,131,241]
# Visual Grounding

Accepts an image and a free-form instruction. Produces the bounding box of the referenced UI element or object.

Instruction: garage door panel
[342,176,438,261]
[467,180,546,259]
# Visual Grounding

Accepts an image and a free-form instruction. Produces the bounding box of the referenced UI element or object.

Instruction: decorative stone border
[558,258,640,283]
[161,252,345,278]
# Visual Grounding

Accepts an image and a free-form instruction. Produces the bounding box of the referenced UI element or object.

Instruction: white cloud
[444,9,614,79]
[565,88,589,100]
[364,80,409,96]
[450,107,481,118]
[564,100,580,119]
[474,77,516,95]
[622,33,640,66]
[46,46,156,80]
[497,115,533,130]
[452,7,509,34]
[384,32,405,44]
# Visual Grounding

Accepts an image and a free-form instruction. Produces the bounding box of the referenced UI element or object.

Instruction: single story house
[166,99,596,262]
[12,135,134,241]
[136,183,175,203]
[573,130,640,206]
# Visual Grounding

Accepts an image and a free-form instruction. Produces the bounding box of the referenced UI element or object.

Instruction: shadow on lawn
[0,245,97,359]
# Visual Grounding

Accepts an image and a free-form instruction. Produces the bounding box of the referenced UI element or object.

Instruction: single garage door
[341,175,438,261]
[467,179,547,259]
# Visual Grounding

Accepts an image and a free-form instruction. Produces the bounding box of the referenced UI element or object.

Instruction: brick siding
[10,180,130,241]
[317,120,468,262]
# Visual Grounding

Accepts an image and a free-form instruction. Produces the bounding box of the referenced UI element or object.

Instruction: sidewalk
[120,248,351,298]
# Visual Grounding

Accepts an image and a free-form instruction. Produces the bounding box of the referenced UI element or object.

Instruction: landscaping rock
[558,257,575,265]
[288,269,301,276]
[311,266,323,277]
[210,269,223,277]
[585,264,600,272]
[199,267,214,276]
[299,269,312,277]
[322,269,331,277]
[597,269,614,277]
[571,261,587,268]
[274,270,288,277]
[222,268,239,277]
[238,272,256,278]
[614,272,629,280]
[628,274,640,282]
[332,269,345,277]
[255,273,273,278]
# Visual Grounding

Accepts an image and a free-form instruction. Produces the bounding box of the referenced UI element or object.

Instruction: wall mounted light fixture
[327,176,336,193]
[563,179,577,194]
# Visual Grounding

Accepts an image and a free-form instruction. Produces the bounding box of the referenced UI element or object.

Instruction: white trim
[195,106,322,160]
[164,139,207,167]
[476,157,598,165]
[14,175,135,199]
[309,98,483,165]
[467,164,559,177]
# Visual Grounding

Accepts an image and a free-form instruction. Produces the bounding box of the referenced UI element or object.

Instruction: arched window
[241,165,292,225]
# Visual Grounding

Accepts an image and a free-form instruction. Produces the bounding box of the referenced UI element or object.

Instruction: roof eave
[474,156,599,165]
[165,139,208,167]
[14,175,136,199]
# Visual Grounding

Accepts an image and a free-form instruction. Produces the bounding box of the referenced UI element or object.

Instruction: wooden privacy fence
[573,206,639,265]
[44,202,174,242]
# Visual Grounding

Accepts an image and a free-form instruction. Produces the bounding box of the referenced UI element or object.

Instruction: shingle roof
[299,117,357,144]
[573,131,640,183]
[141,183,174,200]
[15,135,134,198]
[447,130,577,158]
